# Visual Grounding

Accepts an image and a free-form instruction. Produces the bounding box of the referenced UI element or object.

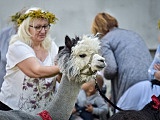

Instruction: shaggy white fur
[58,35,105,83]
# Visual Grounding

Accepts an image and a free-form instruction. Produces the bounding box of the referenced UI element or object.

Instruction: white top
[116,81,160,112]
[0,40,58,115]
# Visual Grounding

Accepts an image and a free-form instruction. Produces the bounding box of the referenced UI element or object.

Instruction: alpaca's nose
[98,59,104,63]
[98,58,106,67]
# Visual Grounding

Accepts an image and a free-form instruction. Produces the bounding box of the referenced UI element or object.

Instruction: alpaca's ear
[72,36,79,46]
[58,46,65,53]
[65,35,72,52]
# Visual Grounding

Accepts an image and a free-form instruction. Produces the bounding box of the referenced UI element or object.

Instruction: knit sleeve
[92,95,108,116]
[100,38,118,80]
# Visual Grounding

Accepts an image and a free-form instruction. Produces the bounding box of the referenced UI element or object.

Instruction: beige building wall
[0,0,160,50]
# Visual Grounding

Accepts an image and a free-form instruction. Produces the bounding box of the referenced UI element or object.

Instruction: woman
[91,12,153,112]
[0,7,61,115]
[148,20,160,80]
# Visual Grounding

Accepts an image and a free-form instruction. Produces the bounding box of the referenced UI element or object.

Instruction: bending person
[91,12,153,112]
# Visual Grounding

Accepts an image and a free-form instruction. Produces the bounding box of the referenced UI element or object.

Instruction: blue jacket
[100,27,152,104]
[0,26,16,88]
[148,45,160,79]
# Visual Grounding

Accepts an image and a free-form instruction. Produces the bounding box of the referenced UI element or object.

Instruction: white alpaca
[0,35,105,120]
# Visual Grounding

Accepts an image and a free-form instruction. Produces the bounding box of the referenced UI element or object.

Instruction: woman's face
[29,19,50,43]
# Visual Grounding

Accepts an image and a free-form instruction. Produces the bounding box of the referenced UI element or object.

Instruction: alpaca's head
[57,35,105,83]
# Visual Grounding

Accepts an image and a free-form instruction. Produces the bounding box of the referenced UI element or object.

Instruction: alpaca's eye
[79,54,86,58]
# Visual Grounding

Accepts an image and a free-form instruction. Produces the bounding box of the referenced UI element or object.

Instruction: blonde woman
[0,7,61,115]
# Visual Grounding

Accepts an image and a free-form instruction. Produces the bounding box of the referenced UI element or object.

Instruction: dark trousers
[75,103,99,120]
[0,101,12,111]
[80,111,94,120]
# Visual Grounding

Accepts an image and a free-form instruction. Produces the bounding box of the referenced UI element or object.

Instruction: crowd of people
[0,6,159,120]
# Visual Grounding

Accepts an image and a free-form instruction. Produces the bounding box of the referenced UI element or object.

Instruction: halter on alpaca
[80,53,97,76]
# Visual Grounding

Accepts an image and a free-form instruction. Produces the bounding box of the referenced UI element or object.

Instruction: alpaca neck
[47,75,81,120]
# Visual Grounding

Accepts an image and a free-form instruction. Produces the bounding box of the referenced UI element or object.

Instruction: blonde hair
[10,17,52,51]
[91,12,118,38]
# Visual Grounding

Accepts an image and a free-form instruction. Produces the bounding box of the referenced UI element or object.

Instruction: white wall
[0,0,160,49]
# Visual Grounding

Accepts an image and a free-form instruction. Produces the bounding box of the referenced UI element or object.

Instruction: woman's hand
[55,73,62,83]
[85,104,93,113]
[154,63,160,71]
[154,71,160,81]
[153,64,160,81]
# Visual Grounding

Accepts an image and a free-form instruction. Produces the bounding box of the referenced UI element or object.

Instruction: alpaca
[0,35,105,120]
[108,95,160,120]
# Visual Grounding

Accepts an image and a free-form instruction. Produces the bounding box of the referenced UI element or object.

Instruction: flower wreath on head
[11,12,22,23]
[17,9,58,26]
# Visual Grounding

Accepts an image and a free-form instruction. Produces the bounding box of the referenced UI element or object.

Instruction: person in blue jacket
[91,12,153,113]
[148,20,160,80]
[0,8,27,89]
